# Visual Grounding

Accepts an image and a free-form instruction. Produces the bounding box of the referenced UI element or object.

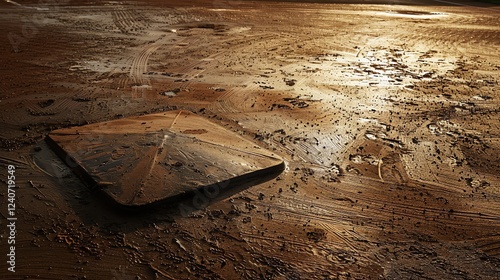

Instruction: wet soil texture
[0,0,499,279]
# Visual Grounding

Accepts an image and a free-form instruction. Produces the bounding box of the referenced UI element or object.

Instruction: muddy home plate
[46,110,284,207]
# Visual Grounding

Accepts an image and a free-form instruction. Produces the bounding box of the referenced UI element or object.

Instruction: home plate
[45,110,284,207]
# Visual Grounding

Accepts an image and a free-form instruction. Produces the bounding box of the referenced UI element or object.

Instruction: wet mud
[0,0,499,279]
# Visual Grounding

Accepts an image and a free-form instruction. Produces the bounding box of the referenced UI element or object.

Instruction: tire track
[318,223,358,251]
[476,238,500,258]
[208,85,259,114]
[112,8,147,34]
[129,40,166,86]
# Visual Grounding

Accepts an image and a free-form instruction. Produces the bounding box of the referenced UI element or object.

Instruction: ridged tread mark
[112,8,147,34]
[477,239,500,257]
[129,41,165,86]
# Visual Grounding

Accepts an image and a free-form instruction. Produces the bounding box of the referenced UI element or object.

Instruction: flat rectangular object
[46,110,284,207]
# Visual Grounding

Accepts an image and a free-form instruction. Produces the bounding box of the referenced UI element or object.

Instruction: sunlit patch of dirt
[0,0,499,279]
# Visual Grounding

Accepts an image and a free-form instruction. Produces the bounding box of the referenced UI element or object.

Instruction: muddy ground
[0,0,499,279]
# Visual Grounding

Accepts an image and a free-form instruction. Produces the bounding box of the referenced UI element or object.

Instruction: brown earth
[0,0,499,279]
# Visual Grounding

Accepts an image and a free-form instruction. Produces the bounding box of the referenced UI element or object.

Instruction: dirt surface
[1,0,499,279]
